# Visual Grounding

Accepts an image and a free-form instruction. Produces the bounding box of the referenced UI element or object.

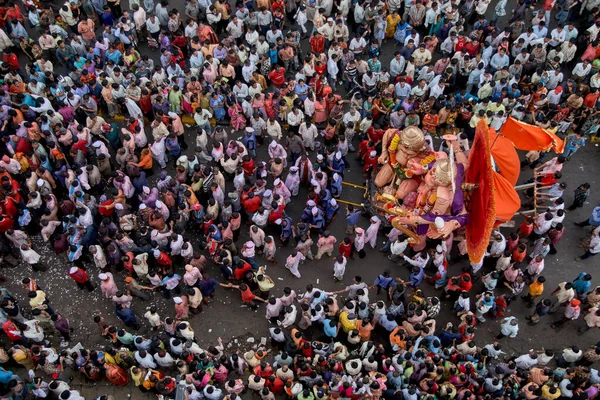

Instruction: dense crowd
[0,0,598,398]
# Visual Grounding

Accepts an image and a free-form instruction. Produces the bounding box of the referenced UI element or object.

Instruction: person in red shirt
[266,375,285,395]
[268,202,285,225]
[243,192,261,218]
[339,237,353,258]
[242,156,255,177]
[13,136,32,154]
[233,261,252,280]
[68,265,95,291]
[363,150,378,177]
[153,250,172,274]
[0,215,15,233]
[121,252,135,275]
[358,140,375,161]
[367,126,384,145]
[458,273,472,292]
[310,32,325,54]
[268,66,286,88]
[2,320,24,344]
[2,51,19,71]
[226,283,266,309]
[518,215,534,238]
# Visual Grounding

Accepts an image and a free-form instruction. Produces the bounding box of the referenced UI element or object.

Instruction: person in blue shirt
[325,198,340,225]
[572,272,592,299]
[323,319,339,339]
[575,206,600,227]
[345,205,361,234]
[242,128,256,158]
[409,266,425,288]
[439,323,463,346]
[370,269,396,298]
[101,6,115,26]
[116,304,140,330]
[330,173,342,198]
[309,207,326,234]
[330,151,345,177]
[106,47,123,64]
[165,134,181,158]
[295,80,309,101]
[278,216,293,244]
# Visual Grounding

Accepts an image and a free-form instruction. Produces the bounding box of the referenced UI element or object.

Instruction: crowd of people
[0,0,598,398]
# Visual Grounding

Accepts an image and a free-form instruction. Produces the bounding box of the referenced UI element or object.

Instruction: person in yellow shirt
[523,276,546,307]
[541,384,561,400]
[338,310,357,333]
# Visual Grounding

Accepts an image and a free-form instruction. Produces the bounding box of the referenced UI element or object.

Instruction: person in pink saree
[228,102,247,131]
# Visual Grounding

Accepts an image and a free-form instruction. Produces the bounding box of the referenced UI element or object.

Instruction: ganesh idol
[374,126,435,200]
[395,138,470,251]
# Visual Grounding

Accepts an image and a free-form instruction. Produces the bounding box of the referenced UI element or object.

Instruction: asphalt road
[0,0,599,398]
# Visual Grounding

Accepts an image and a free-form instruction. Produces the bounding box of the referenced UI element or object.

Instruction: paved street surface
[0,0,599,398]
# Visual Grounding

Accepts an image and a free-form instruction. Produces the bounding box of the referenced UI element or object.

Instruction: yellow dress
[386,14,401,38]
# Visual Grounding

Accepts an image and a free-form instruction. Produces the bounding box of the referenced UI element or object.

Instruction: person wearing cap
[324,198,340,225]
[550,299,581,329]
[308,206,326,234]
[273,178,292,204]
[67,265,95,292]
[363,149,378,178]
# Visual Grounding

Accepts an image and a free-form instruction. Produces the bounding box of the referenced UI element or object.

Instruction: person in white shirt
[572,60,592,82]
[226,16,244,39]
[184,19,198,38]
[497,316,519,339]
[299,121,318,151]
[389,52,406,78]
[327,54,340,90]
[232,81,249,99]
[287,108,304,135]
[349,35,367,55]
[549,26,566,47]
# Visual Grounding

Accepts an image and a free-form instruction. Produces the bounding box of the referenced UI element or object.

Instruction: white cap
[270,140,277,147]
[173,297,183,304]
[115,203,123,210]
[98,273,108,280]
[69,267,78,274]
[311,179,319,187]
[246,241,255,248]
[333,173,340,182]
[36,179,44,187]
[143,186,150,194]
[436,245,443,253]
[330,199,337,206]
[327,17,334,21]
[92,142,102,147]
[312,207,319,215]
[245,127,254,133]
[139,204,147,210]
[155,200,163,208]
[274,178,281,185]
[275,218,283,225]
[370,150,377,157]
[307,200,316,207]
[434,217,445,229]
[316,154,324,161]
[264,189,272,197]
[335,151,342,160]
[290,166,298,172]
